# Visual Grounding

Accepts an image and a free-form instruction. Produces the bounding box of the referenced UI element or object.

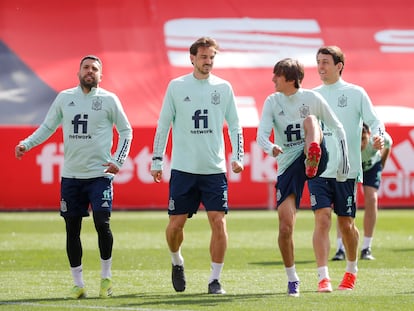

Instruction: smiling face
[316,53,343,85]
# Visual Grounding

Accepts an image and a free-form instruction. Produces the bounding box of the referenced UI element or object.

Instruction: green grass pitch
[0,209,413,310]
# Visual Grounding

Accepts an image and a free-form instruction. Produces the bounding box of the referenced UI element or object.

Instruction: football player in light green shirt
[309,46,385,293]
[150,37,244,295]
[256,58,349,297]
[360,125,392,258]
[15,55,132,299]
[333,124,393,261]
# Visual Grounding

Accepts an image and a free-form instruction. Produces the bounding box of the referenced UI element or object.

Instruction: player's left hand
[231,161,244,174]
[103,162,119,174]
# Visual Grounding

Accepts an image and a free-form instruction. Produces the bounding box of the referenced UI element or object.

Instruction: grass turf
[0,209,413,310]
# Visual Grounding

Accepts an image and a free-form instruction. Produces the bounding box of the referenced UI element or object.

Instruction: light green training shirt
[20,86,133,178]
[314,78,385,180]
[151,73,244,174]
[256,88,348,178]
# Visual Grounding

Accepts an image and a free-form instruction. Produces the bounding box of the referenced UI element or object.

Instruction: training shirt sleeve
[151,81,174,171]
[315,93,349,181]
[19,93,64,151]
[225,87,244,164]
[360,89,385,141]
[256,96,277,156]
[111,94,133,168]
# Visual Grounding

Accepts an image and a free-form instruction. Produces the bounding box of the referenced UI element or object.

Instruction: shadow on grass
[393,248,414,253]
[0,292,281,309]
[116,292,281,308]
[3,290,414,309]
[249,259,314,266]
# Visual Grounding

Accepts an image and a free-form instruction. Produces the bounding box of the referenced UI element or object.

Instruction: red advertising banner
[2,126,413,210]
[1,0,414,127]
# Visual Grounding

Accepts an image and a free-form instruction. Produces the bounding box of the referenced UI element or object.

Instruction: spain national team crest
[60,199,67,213]
[338,94,347,107]
[211,91,220,105]
[299,105,310,118]
[92,97,103,111]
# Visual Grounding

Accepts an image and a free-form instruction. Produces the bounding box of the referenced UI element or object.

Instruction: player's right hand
[15,144,26,160]
[151,170,163,183]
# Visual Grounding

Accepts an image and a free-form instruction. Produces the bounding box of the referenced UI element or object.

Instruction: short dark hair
[80,55,102,68]
[189,37,219,56]
[273,58,304,89]
[317,46,345,75]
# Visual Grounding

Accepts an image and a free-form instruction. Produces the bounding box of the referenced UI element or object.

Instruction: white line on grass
[0,302,195,311]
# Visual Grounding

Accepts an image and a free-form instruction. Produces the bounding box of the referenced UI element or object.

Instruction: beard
[195,64,212,76]
[79,76,98,90]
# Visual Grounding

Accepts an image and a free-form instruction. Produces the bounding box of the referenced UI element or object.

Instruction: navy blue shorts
[276,138,328,209]
[308,178,357,217]
[168,169,228,218]
[60,176,113,218]
[363,161,382,189]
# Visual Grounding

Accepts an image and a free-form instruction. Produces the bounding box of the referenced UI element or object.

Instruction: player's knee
[93,212,111,234]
